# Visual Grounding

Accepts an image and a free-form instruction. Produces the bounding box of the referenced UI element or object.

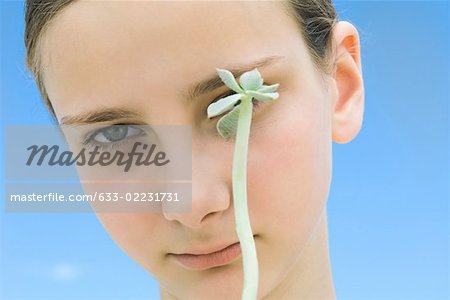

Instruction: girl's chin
[163,261,246,299]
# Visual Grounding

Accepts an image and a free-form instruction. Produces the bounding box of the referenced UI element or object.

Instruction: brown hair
[283,0,338,74]
[25,0,338,117]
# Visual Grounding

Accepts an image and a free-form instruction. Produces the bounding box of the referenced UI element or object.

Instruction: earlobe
[331,21,365,144]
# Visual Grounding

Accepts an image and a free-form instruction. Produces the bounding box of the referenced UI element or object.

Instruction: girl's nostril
[201,212,215,223]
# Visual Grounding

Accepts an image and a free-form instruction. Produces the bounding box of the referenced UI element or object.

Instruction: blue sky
[1,1,449,299]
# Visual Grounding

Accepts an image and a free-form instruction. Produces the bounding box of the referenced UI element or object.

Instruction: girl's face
[41,1,336,299]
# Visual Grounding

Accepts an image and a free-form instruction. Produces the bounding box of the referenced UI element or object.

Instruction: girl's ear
[330,21,365,144]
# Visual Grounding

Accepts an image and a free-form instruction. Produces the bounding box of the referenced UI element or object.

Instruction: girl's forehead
[42,1,297,66]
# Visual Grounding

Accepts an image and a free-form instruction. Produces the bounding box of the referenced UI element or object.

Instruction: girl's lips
[172,241,242,271]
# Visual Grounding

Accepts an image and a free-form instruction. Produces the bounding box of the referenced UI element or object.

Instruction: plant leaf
[216,104,241,140]
[239,68,263,91]
[216,68,244,94]
[207,93,242,118]
[245,90,279,102]
[257,83,280,93]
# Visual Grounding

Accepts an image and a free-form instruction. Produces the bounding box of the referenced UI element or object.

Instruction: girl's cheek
[247,90,331,230]
[95,213,164,266]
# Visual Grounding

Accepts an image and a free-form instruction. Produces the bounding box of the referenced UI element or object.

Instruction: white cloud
[51,262,81,281]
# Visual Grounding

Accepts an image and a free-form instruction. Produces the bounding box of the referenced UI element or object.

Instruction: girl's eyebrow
[60,108,142,125]
[184,55,286,103]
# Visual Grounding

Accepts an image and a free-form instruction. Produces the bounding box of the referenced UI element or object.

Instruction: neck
[264,208,335,299]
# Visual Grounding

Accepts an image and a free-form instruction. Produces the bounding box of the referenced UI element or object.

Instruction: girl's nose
[162,140,231,229]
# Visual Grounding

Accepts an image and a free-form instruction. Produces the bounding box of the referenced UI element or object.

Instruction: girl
[24,1,364,299]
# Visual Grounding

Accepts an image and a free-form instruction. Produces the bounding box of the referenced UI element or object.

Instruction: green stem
[233,95,258,300]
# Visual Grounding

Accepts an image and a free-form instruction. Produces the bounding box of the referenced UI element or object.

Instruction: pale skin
[39,1,364,299]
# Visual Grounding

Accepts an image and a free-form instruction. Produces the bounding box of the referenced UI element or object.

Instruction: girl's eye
[92,125,143,143]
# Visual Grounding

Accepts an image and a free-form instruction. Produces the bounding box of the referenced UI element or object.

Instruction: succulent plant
[207,68,279,139]
[207,67,280,300]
